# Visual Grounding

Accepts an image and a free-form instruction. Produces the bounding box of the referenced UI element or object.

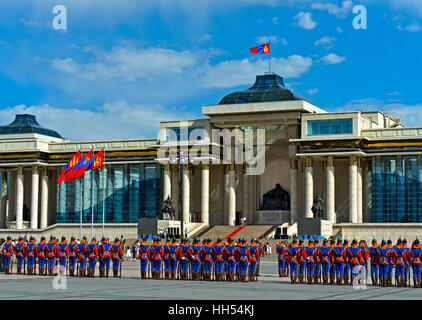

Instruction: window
[307,118,353,136]
[165,126,204,141]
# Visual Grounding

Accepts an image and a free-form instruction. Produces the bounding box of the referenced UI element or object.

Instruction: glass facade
[307,118,353,136]
[372,156,422,222]
[56,163,162,223]
[165,126,204,141]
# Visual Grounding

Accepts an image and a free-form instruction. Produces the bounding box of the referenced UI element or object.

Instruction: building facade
[1,73,422,235]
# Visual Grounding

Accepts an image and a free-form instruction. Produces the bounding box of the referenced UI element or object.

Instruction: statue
[161,195,175,220]
[311,194,324,218]
[260,183,290,210]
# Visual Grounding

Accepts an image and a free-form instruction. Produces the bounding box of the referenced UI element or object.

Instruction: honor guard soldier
[138,237,151,279]
[45,236,58,276]
[408,239,422,288]
[248,239,259,282]
[391,239,405,287]
[286,239,300,284]
[26,237,37,275]
[163,239,171,279]
[303,240,317,284]
[276,241,286,277]
[57,237,69,273]
[151,237,165,279]
[387,239,394,286]
[86,238,98,277]
[68,237,78,276]
[297,240,307,284]
[333,239,346,285]
[318,239,333,285]
[111,238,123,278]
[235,239,250,282]
[2,237,14,274]
[359,240,370,282]
[168,238,179,280]
[402,239,410,286]
[178,238,191,280]
[313,240,321,284]
[342,240,350,284]
[201,239,214,281]
[224,238,237,282]
[99,238,112,277]
[213,238,225,281]
[369,239,379,285]
[346,239,363,285]
[189,239,202,281]
[15,237,27,274]
[36,237,47,275]
[77,237,88,277]
[377,240,391,287]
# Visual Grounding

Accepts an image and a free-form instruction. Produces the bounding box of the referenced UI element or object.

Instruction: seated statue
[261,183,290,210]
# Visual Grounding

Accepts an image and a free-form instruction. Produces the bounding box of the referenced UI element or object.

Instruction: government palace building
[0,73,421,241]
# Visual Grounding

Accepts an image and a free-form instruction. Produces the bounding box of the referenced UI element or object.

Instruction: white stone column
[304,157,313,219]
[228,163,236,226]
[290,159,298,224]
[357,158,363,224]
[163,163,171,201]
[40,166,48,229]
[30,165,39,229]
[182,164,190,225]
[242,165,249,224]
[349,156,358,223]
[201,164,209,224]
[223,165,229,224]
[326,156,335,224]
[0,170,7,228]
[16,166,24,230]
[171,165,179,220]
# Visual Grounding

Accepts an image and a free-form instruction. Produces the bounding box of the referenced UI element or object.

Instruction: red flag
[91,149,104,170]
[58,150,81,184]
[65,150,94,181]
[250,42,270,54]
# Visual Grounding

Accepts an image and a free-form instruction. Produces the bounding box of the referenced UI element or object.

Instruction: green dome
[0,114,62,139]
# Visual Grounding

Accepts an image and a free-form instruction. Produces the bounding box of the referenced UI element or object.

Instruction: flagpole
[91,166,94,239]
[80,177,82,240]
[269,40,271,73]
[102,150,106,238]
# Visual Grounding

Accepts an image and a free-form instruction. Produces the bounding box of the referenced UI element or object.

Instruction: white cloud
[272,17,280,24]
[336,27,343,33]
[199,55,313,88]
[293,12,317,30]
[311,1,353,19]
[256,35,288,45]
[0,102,195,141]
[320,53,346,64]
[315,36,336,50]
[307,88,319,95]
[198,33,213,42]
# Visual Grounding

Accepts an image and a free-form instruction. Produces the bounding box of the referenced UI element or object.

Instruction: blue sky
[0,0,422,140]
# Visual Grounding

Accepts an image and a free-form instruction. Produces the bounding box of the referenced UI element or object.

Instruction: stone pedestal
[256,210,290,225]
[298,218,333,237]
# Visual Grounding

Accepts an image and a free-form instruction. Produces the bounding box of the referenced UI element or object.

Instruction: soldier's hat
[308,239,313,244]
[397,239,402,244]
[299,239,303,245]
[330,239,335,245]
[41,236,45,241]
[115,237,119,242]
[92,237,96,241]
[403,239,407,244]
[292,239,297,244]
[372,239,377,243]
[352,239,357,244]
[19,236,23,241]
[336,239,342,245]
[343,239,348,244]
[50,235,54,240]
[323,239,328,244]
[381,240,386,245]
[71,236,75,241]
[7,236,11,240]
[217,238,222,243]
[227,237,233,242]
[415,239,420,245]
[101,237,106,242]
[61,236,66,241]
[314,239,319,244]
[387,239,392,244]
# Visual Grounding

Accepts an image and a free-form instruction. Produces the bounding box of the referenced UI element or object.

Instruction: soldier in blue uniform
[138,237,151,279]
[201,239,214,281]
[2,236,14,274]
[86,238,98,277]
[224,238,237,282]
[99,237,112,277]
[68,237,78,276]
[15,237,27,274]
[111,238,123,278]
[402,239,410,286]
[26,237,37,275]
[35,237,47,275]
[286,239,300,284]
[189,239,202,281]
[213,238,225,281]
[77,237,88,277]
[178,238,191,280]
[57,236,69,274]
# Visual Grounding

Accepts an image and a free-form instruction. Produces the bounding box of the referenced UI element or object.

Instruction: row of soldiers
[137,237,264,282]
[1,236,123,277]
[277,238,422,288]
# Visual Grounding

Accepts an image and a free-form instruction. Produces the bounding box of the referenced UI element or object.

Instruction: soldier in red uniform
[15,237,27,274]
[111,238,123,278]
[2,236,14,274]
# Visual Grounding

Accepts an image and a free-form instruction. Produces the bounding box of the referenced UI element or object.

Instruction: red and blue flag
[250,42,270,54]
[58,150,81,184]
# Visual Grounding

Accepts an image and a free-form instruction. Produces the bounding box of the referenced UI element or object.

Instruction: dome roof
[219,73,309,105]
[0,114,62,139]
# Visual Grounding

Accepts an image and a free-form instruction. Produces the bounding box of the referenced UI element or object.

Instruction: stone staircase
[194,225,278,241]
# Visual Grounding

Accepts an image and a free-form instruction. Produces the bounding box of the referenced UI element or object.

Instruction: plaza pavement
[0,257,421,300]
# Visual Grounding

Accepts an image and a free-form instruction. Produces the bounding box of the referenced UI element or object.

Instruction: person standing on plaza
[111,238,123,278]
[2,236,14,274]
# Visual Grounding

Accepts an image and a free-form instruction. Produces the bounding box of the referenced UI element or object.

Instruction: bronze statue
[311,194,324,218]
[261,183,290,210]
[161,195,175,220]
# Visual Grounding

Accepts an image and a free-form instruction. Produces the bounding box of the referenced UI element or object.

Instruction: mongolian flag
[250,42,270,54]
[90,149,104,170]
[58,150,81,184]
[64,149,95,181]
